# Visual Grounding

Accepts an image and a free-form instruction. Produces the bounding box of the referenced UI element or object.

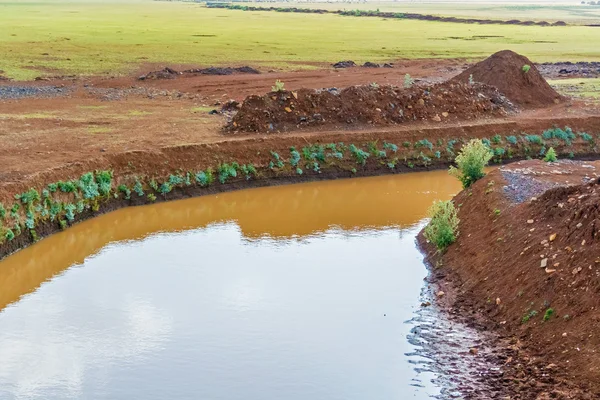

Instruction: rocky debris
[332,60,356,69]
[227,81,516,133]
[183,66,260,75]
[536,61,600,79]
[138,67,180,81]
[0,85,70,100]
[138,66,260,80]
[452,50,562,108]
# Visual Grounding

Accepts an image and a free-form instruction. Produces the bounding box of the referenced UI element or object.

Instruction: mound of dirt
[452,50,562,108]
[226,82,516,133]
[138,67,180,81]
[332,60,356,68]
[420,160,600,398]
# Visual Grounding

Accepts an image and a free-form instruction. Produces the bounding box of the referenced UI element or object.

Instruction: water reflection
[0,171,462,400]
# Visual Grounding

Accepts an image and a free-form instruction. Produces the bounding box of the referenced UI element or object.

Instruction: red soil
[452,50,563,108]
[228,82,515,133]
[421,159,600,398]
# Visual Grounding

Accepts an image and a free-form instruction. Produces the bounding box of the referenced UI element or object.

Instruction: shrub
[505,135,518,145]
[296,167,303,175]
[64,203,76,222]
[58,180,77,193]
[272,80,285,92]
[522,64,531,73]
[218,163,237,183]
[482,138,491,147]
[96,170,113,196]
[79,173,99,199]
[5,229,14,241]
[159,182,172,195]
[404,74,414,88]
[492,134,502,144]
[424,200,460,251]
[524,135,543,145]
[580,132,594,143]
[168,174,184,186]
[118,184,131,200]
[270,151,285,168]
[147,193,157,202]
[241,164,257,180]
[449,139,493,188]
[289,147,301,167]
[543,308,555,322]
[133,180,144,196]
[415,139,433,150]
[349,144,370,165]
[383,142,398,153]
[16,189,40,205]
[544,147,557,162]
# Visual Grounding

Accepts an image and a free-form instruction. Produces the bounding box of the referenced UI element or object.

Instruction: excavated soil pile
[227,82,515,133]
[421,160,600,398]
[452,50,562,108]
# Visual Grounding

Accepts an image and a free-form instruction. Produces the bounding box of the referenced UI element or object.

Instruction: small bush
[522,64,531,73]
[118,184,131,200]
[524,135,543,145]
[289,147,301,167]
[449,139,493,188]
[272,80,285,92]
[505,135,518,145]
[349,144,369,165]
[133,180,144,196]
[543,308,555,322]
[424,200,460,251]
[404,74,414,88]
[544,147,557,162]
[383,142,398,153]
[5,229,15,241]
[415,139,433,150]
[147,193,157,202]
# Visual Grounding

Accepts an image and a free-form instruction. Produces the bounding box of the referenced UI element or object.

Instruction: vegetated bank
[0,121,600,261]
[420,155,600,397]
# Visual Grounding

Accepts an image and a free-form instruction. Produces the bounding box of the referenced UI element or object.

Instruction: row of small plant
[0,127,596,248]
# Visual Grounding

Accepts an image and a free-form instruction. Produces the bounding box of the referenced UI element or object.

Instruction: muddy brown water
[0,171,490,400]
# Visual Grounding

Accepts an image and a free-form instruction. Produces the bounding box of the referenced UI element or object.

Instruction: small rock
[436,291,445,297]
[562,332,568,337]
[541,258,548,268]
[442,111,449,117]
[527,219,534,224]
[432,115,441,122]
[496,297,501,305]
[469,347,479,355]
[284,107,292,113]
[292,91,298,99]
[421,301,431,307]
[545,267,557,274]
[549,233,557,242]
[576,222,583,229]
[418,98,425,106]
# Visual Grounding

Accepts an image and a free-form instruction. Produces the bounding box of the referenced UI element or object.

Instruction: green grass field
[549,78,600,99]
[1,0,600,80]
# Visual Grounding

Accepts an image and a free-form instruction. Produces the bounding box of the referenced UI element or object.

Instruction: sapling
[404,74,414,88]
[272,80,285,92]
[133,180,144,196]
[522,64,531,73]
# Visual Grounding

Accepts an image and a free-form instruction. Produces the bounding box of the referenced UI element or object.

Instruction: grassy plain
[1,1,600,80]
[549,78,600,98]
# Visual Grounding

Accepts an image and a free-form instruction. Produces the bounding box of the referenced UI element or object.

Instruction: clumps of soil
[138,66,260,80]
[226,82,516,133]
[332,60,356,68]
[138,67,180,80]
[332,61,393,69]
[183,66,260,75]
[421,160,600,398]
[452,50,562,108]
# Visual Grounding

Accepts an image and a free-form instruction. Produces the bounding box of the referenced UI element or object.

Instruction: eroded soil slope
[422,159,600,398]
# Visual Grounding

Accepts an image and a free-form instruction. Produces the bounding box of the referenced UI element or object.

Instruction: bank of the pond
[1,120,600,260]
[419,159,600,398]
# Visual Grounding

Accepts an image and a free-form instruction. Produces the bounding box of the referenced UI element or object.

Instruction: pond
[0,171,468,400]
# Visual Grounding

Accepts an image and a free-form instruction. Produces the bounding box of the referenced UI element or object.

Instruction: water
[0,171,462,400]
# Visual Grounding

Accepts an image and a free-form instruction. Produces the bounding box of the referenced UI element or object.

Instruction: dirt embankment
[420,159,600,398]
[227,82,515,133]
[452,50,563,108]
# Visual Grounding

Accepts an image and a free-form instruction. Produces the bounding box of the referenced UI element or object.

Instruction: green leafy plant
[544,147,557,162]
[79,172,100,199]
[64,203,76,222]
[159,182,172,195]
[147,193,157,202]
[404,73,414,88]
[415,139,433,151]
[272,80,285,92]
[218,163,237,184]
[96,170,113,196]
[58,180,77,193]
[543,308,555,322]
[522,64,531,73]
[524,135,543,145]
[289,147,301,167]
[133,180,144,196]
[118,184,131,200]
[296,167,303,175]
[270,151,285,168]
[0,204,5,220]
[449,139,493,188]
[505,135,518,145]
[5,229,14,242]
[522,310,538,323]
[383,142,398,153]
[349,144,369,166]
[492,135,502,144]
[424,200,460,251]
[241,164,257,180]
